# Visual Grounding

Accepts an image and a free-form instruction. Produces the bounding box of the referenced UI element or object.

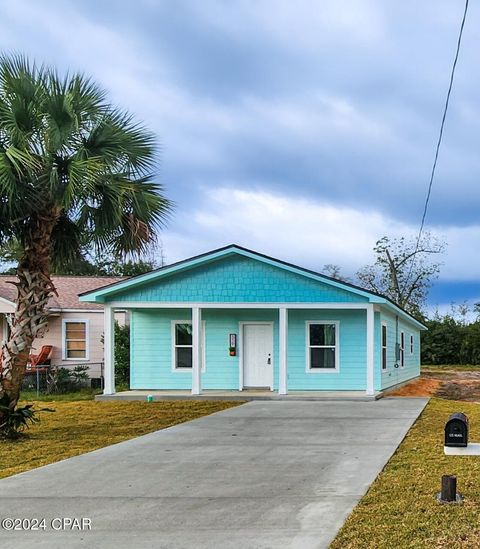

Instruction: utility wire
[402,0,469,294]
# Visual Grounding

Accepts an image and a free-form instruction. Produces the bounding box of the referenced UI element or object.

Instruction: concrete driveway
[0,398,427,549]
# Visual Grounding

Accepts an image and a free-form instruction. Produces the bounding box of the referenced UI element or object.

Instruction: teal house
[80,245,425,397]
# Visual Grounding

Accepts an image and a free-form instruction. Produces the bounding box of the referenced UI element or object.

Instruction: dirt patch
[386,368,480,401]
[387,377,441,397]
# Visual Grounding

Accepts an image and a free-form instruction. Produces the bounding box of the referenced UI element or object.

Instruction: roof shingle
[0,276,124,310]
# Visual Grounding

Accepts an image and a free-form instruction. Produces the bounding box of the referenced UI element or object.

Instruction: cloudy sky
[1,0,478,311]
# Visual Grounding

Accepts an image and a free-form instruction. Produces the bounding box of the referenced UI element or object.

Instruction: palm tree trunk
[0,212,58,419]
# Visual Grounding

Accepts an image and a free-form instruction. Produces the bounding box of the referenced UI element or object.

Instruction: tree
[0,55,171,429]
[356,233,445,316]
[322,264,350,282]
[0,239,164,275]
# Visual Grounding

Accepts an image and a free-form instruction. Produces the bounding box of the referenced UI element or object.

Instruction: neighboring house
[80,245,425,396]
[0,276,124,379]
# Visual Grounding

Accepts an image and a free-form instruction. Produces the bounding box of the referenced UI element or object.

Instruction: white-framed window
[62,319,89,360]
[171,320,206,372]
[381,323,387,370]
[410,334,414,354]
[400,331,405,367]
[306,321,339,372]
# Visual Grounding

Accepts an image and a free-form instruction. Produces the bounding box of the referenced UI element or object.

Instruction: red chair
[27,345,53,372]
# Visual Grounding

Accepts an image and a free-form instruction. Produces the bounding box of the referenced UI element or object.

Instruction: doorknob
[267,354,271,365]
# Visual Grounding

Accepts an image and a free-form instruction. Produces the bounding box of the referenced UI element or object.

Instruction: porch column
[279,307,288,395]
[191,307,202,395]
[366,304,375,395]
[103,304,115,395]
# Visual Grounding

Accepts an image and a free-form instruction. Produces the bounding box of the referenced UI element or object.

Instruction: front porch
[96,389,382,402]
[102,302,377,397]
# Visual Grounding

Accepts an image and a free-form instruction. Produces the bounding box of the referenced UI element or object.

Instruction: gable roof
[78,244,425,329]
[0,275,124,311]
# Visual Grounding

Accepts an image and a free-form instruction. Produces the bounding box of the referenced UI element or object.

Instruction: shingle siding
[112,256,369,304]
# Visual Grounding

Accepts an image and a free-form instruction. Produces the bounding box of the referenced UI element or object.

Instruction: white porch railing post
[279,307,288,395]
[366,304,375,395]
[103,304,115,395]
[191,307,202,395]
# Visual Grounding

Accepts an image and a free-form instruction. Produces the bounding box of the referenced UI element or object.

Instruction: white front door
[243,323,273,388]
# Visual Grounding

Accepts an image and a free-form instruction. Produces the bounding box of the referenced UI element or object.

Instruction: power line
[402,0,469,293]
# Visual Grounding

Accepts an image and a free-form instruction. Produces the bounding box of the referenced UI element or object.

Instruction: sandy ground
[387,368,480,401]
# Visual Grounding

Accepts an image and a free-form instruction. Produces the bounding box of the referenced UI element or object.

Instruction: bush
[0,403,54,439]
[46,365,89,394]
[115,322,130,387]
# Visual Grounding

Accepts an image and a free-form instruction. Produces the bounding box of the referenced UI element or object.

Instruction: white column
[191,307,202,395]
[366,304,375,395]
[279,307,288,395]
[103,304,115,395]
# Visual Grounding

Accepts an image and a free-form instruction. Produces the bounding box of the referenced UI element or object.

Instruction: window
[172,321,206,371]
[400,331,405,367]
[306,321,339,371]
[174,322,193,368]
[381,324,387,370]
[63,320,88,360]
[410,334,414,355]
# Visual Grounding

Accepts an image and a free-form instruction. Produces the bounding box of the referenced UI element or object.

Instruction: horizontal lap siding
[130,308,370,391]
[131,309,191,389]
[380,311,421,390]
[130,309,278,390]
[203,310,278,390]
[287,310,366,391]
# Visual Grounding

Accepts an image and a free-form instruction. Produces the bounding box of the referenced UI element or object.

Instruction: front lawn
[0,400,241,480]
[19,388,102,402]
[331,398,480,548]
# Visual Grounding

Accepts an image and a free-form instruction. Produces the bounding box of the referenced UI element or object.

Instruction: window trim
[305,320,340,373]
[62,319,89,361]
[400,331,405,367]
[171,320,206,372]
[381,322,388,371]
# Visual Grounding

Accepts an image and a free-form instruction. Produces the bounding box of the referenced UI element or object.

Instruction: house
[0,276,124,379]
[80,245,426,396]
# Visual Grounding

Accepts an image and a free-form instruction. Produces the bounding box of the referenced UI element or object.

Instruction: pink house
[0,276,125,379]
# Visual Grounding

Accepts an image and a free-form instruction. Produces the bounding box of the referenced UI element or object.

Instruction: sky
[0,0,479,314]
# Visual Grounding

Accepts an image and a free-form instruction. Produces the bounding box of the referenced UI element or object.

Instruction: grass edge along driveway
[331,397,480,549]
[0,400,242,480]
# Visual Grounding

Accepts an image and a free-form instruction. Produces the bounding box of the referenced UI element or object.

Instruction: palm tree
[0,55,171,423]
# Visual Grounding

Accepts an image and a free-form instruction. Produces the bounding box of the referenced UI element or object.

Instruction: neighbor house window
[63,320,88,360]
[172,321,206,371]
[306,321,339,371]
[381,324,387,370]
[400,331,405,367]
[410,334,414,354]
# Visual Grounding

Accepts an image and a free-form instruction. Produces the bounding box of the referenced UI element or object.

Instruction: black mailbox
[445,412,469,447]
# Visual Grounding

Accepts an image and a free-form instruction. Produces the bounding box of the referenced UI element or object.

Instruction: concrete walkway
[0,398,427,549]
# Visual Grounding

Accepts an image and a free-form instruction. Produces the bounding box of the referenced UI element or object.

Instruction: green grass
[331,398,480,549]
[20,388,102,402]
[0,400,242,480]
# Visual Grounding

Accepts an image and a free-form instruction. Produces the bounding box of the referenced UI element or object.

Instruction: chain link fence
[21,363,104,397]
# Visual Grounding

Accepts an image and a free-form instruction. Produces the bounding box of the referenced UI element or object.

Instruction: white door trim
[238,321,274,391]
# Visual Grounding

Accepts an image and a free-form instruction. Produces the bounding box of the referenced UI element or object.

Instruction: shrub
[46,365,89,394]
[115,322,130,386]
[0,403,54,439]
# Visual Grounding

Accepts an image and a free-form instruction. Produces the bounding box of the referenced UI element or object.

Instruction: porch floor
[96,389,382,402]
